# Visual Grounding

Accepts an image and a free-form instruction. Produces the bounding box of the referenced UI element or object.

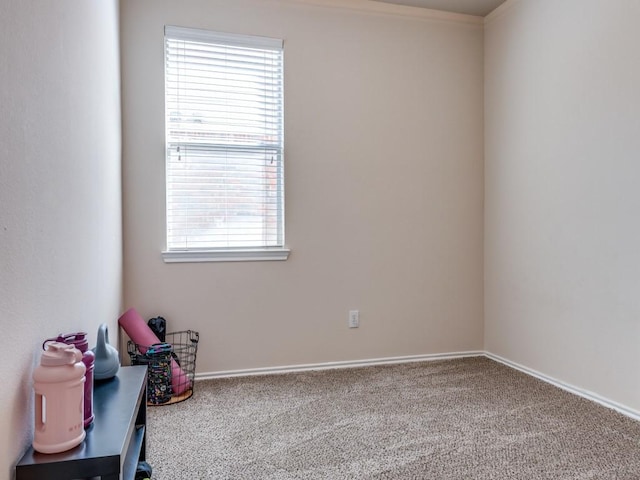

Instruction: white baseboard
[194,350,640,422]
[195,350,485,380]
[485,352,640,422]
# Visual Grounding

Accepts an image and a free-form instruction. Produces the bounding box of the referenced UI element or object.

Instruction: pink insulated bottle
[44,332,95,427]
[32,342,86,454]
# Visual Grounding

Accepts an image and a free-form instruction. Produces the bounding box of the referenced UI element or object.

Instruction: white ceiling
[373,0,507,17]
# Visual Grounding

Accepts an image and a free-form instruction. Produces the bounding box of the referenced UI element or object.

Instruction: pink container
[44,332,95,428]
[33,342,86,454]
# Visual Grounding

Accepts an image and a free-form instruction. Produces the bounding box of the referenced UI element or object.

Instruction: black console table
[16,366,148,480]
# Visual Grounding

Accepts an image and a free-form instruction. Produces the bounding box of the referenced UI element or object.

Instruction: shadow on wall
[10,356,37,476]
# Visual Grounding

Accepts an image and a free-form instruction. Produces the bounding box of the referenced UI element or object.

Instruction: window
[163,26,288,262]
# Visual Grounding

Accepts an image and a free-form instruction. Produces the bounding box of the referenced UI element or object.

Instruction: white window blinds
[164,26,284,252]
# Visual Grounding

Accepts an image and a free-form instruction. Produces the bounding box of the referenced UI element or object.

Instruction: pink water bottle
[44,332,95,427]
[33,342,86,454]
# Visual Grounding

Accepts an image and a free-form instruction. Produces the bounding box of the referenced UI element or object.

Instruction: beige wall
[5,0,640,474]
[121,0,485,374]
[485,0,640,410]
[0,1,122,476]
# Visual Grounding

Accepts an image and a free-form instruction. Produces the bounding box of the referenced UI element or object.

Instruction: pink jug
[32,342,86,454]
[44,332,95,427]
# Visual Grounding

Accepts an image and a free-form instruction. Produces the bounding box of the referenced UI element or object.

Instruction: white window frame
[161,26,289,263]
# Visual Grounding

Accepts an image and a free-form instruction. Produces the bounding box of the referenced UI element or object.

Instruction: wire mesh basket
[127,330,199,405]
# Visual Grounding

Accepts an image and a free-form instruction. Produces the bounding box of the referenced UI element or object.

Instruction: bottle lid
[41,342,82,366]
[59,332,89,352]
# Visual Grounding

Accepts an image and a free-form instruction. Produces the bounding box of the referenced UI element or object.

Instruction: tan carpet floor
[147,357,640,479]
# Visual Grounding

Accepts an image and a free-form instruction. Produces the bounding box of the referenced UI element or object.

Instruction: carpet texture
[147,357,640,479]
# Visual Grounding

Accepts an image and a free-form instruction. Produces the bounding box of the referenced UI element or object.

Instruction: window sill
[162,247,291,263]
